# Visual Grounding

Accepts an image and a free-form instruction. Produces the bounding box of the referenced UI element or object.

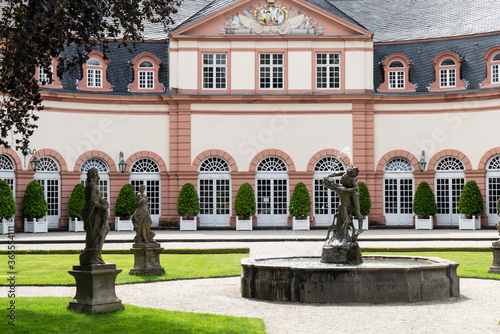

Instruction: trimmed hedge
[67,183,85,218]
[413,181,437,217]
[0,179,16,220]
[358,182,371,217]
[234,183,256,219]
[458,180,484,217]
[21,180,48,219]
[114,184,136,218]
[177,183,200,218]
[289,182,311,218]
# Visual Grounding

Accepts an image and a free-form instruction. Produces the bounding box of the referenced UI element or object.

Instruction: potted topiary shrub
[234,183,256,231]
[177,183,200,231]
[0,180,16,234]
[458,180,484,230]
[354,182,371,230]
[289,182,311,230]
[68,183,85,232]
[114,184,136,231]
[22,180,48,233]
[413,181,437,230]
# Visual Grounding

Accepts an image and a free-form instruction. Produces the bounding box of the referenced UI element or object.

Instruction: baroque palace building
[2,0,500,230]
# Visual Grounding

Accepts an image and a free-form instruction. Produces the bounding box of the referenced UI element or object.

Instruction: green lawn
[1,253,247,285]
[1,297,266,334]
[362,251,499,280]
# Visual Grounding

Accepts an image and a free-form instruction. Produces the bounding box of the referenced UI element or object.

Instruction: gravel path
[4,277,500,333]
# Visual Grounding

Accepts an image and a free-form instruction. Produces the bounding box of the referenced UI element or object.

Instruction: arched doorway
[383,158,414,226]
[130,158,161,227]
[313,156,345,227]
[486,155,500,226]
[197,157,231,227]
[435,156,465,226]
[34,156,61,228]
[255,156,289,227]
[80,158,110,205]
[0,154,15,193]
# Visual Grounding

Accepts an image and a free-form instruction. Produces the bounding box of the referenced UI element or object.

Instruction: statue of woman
[80,167,110,265]
[131,185,156,244]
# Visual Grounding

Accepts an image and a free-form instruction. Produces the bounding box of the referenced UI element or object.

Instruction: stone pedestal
[129,243,165,276]
[321,239,362,265]
[68,263,124,313]
[488,241,500,273]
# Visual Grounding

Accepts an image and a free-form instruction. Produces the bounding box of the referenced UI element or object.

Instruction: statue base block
[488,241,500,273]
[321,239,362,265]
[68,263,124,313]
[129,243,165,276]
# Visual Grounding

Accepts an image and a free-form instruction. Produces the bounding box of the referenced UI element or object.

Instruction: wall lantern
[418,150,427,172]
[118,151,127,173]
[24,148,40,171]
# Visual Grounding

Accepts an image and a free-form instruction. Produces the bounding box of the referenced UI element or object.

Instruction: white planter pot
[180,216,197,231]
[292,216,310,230]
[0,218,14,234]
[24,217,48,233]
[115,217,134,231]
[353,216,369,230]
[236,216,253,231]
[459,215,481,230]
[68,217,84,232]
[415,216,433,230]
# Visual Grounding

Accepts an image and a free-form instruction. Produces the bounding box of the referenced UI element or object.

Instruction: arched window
[486,155,500,225]
[130,158,161,226]
[430,52,465,91]
[34,156,61,228]
[383,158,414,226]
[80,158,110,204]
[482,47,500,88]
[77,51,111,91]
[255,156,288,227]
[434,156,465,226]
[379,54,414,92]
[0,154,15,192]
[198,157,231,227]
[129,53,163,92]
[313,156,345,226]
[36,58,62,88]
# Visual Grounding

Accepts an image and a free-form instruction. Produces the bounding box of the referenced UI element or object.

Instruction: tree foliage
[114,184,136,218]
[358,182,371,217]
[458,180,484,217]
[413,181,437,217]
[177,183,200,218]
[21,180,48,219]
[68,183,85,218]
[0,180,16,219]
[289,182,311,218]
[0,0,180,150]
[234,183,256,219]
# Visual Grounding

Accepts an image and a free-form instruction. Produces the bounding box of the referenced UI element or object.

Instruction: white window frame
[259,53,283,90]
[492,54,500,84]
[316,53,340,90]
[39,65,53,84]
[202,53,227,90]
[313,156,345,226]
[138,60,155,89]
[130,158,161,227]
[439,59,456,88]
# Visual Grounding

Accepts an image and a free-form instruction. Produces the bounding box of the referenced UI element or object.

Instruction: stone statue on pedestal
[488,198,500,273]
[131,185,156,244]
[321,166,363,264]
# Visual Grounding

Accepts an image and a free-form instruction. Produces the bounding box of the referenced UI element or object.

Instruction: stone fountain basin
[241,255,459,304]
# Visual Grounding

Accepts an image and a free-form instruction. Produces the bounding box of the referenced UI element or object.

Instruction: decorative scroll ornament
[221,0,321,35]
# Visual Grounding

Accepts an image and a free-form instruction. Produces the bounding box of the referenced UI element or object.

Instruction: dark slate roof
[373,34,500,93]
[329,0,500,42]
[172,0,240,32]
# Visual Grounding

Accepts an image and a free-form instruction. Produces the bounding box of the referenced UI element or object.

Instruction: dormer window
[379,54,414,92]
[129,53,163,93]
[430,51,465,91]
[482,47,500,88]
[36,58,62,88]
[493,54,500,84]
[77,51,111,91]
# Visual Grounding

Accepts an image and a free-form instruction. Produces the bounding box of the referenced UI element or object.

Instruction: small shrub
[413,181,437,217]
[458,180,484,217]
[234,183,256,219]
[67,184,85,218]
[358,182,371,217]
[0,180,16,220]
[21,180,48,219]
[114,184,136,218]
[177,183,200,219]
[289,182,311,219]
